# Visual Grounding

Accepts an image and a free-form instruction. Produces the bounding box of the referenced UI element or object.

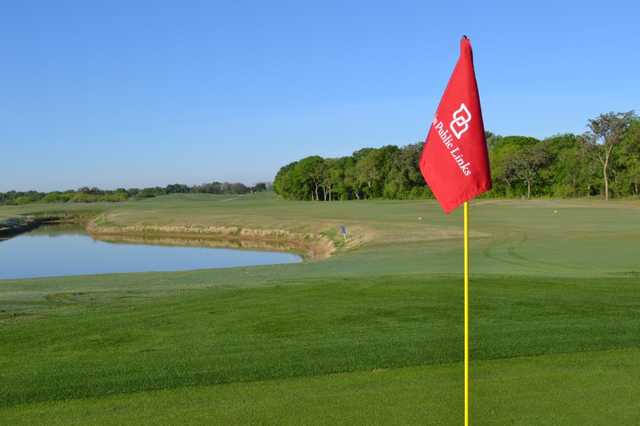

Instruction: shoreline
[0,213,337,261]
[0,216,66,240]
[85,221,336,261]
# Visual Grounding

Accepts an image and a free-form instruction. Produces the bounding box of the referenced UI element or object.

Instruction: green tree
[505,143,550,199]
[355,146,398,199]
[489,136,539,197]
[296,156,326,201]
[586,111,636,200]
[615,119,640,196]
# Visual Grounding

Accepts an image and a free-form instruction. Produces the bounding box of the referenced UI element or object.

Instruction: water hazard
[0,225,302,279]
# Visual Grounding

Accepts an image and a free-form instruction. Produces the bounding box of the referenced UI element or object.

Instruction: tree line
[0,181,270,206]
[274,111,640,201]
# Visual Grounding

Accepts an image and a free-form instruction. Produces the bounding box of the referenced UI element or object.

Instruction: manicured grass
[2,349,638,425]
[1,194,639,424]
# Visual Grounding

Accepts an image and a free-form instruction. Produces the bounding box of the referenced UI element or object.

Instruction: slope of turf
[1,194,639,424]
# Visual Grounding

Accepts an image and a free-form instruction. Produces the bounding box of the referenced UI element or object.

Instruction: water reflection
[0,225,302,280]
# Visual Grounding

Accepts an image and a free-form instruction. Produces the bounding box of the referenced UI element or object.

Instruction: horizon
[0,129,597,194]
[0,179,271,194]
[2,1,639,192]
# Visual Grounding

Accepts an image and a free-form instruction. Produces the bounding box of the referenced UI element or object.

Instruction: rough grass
[1,194,639,424]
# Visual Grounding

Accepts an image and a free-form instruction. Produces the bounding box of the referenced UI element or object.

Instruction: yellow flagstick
[463,201,470,426]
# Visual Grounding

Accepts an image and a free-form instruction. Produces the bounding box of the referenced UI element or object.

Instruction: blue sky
[1,1,638,191]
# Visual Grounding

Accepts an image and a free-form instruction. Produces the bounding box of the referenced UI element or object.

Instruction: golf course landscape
[1,193,638,424]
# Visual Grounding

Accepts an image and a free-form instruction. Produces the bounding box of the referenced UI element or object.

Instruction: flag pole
[417,35,489,424]
[464,201,469,426]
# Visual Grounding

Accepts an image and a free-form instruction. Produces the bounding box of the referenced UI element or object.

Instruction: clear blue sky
[1,1,638,191]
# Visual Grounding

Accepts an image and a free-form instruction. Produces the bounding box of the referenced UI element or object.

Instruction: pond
[0,225,302,280]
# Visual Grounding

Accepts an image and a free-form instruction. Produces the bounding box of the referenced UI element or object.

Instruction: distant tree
[0,180,258,206]
[485,131,502,150]
[343,156,361,199]
[616,119,640,196]
[296,156,326,201]
[540,134,591,197]
[384,143,425,199]
[252,182,268,192]
[320,158,338,201]
[505,143,550,199]
[585,111,637,200]
[228,182,250,194]
[355,146,398,199]
[274,161,299,199]
[489,136,539,197]
[165,184,191,194]
[137,187,165,199]
[42,192,73,203]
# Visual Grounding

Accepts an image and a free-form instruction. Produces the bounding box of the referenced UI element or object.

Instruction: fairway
[1,194,639,424]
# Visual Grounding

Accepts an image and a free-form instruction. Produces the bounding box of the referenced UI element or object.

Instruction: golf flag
[419,36,491,212]
[419,36,491,426]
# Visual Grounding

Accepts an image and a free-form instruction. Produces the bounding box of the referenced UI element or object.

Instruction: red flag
[419,36,491,213]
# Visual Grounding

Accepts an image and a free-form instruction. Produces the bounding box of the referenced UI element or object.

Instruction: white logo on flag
[449,103,472,140]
